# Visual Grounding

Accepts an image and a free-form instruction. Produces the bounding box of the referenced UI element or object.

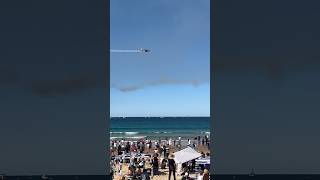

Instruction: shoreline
[110,132,210,141]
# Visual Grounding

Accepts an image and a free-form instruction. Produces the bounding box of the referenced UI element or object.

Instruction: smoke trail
[112,78,206,92]
[110,49,139,53]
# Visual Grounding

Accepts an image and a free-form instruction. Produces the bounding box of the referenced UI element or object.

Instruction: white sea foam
[124,132,139,135]
[110,132,124,134]
[110,136,146,140]
[110,131,139,135]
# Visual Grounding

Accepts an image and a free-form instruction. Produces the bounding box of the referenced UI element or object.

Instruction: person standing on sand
[152,154,159,176]
[166,146,170,158]
[117,144,122,155]
[205,136,208,146]
[142,141,145,152]
[163,145,167,158]
[191,159,196,172]
[203,169,209,180]
[201,152,205,158]
[125,142,130,153]
[118,163,122,176]
[159,145,163,156]
[168,154,176,180]
[141,168,150,180]
[173,139,176,146]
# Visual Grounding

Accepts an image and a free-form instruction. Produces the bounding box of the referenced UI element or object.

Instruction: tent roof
[173,147,202,164]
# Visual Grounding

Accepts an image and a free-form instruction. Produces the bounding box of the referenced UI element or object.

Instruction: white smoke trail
[110,49,139,53]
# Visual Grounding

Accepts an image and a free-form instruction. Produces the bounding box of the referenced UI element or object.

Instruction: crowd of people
[187,136,210,149]
[110,135,211,180]
[110,135,210,155]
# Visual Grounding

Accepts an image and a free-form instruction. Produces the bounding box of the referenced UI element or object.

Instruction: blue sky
[110,0,210,117]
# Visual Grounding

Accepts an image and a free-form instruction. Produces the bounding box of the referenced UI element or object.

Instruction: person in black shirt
[191,159,196,172]
[142,142,145,152]
[163,145,167,158]
[117,144,122,155]
[167,154,176,180]
[152,154,159,176]
[125,142,130,153]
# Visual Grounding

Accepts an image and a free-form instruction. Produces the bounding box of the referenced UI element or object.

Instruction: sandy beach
[110,137,210,180]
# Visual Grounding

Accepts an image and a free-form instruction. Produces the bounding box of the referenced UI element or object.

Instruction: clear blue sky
[110,0,210,117]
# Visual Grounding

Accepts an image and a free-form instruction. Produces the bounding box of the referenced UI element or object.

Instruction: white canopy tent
[173,147,202,172]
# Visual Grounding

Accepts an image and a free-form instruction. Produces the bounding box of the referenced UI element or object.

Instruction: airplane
[137,48,151,53]
[110,48,151,54]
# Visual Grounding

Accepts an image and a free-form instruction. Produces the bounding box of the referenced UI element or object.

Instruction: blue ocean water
[110,117,210,139]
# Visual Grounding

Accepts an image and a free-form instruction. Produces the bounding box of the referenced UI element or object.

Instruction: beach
[110,136,210,180]
[110,117,211,179]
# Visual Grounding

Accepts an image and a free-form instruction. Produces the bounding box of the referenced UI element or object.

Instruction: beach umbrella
[173,147,202,164]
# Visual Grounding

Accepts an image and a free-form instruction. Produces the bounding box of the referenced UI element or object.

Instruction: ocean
[110,117,210,140]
